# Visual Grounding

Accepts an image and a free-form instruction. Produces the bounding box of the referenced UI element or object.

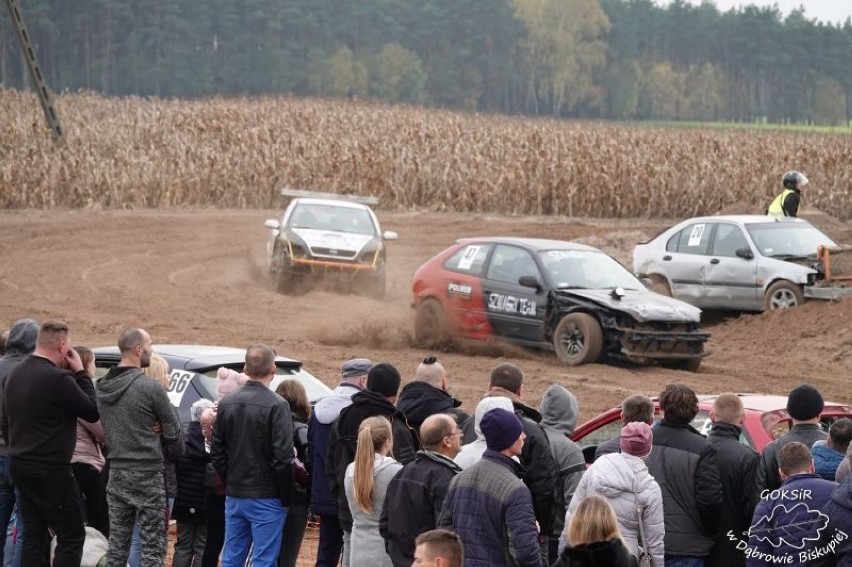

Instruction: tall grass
[2,88,851,219]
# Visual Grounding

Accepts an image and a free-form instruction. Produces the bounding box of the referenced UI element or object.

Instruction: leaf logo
[749,502,829,549]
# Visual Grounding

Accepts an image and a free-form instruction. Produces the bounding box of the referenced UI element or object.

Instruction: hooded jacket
[810,475,852,567]
[813,442,846,482]
[345,454,402,567]
[563,452,664,566]
[395,381,469,431]
[308,381,361,515]
[380,451,462,566]
[539,385,586,539]
[0,318,39,451]
[552,540,639,567]
[96,366,181,472]
[455,397,515,470]
[326,389,418,530]
[707,421,759,567]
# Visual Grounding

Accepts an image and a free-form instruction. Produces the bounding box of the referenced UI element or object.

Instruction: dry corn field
[2,88,852,219]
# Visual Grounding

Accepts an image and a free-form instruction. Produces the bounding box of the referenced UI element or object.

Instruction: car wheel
[763,280,804,311]
[364,262,387,299]
[553,313,603,366]
[414,299,449,345]
[269,248,295,294]
[649,274,672,297]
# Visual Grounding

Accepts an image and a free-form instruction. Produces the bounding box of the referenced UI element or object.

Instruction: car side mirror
[383,231,398,241]
[735,247,754,260]
[518,276,541,290]
[264,219,280,230]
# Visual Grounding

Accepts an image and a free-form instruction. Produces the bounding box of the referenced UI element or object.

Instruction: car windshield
[538,249,644,290]
[746,222,837,259]
[289,204,376,236]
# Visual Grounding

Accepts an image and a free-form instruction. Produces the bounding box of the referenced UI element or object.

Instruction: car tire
[649,274,672,297]
[365,262,387,299]
[414,299,449,345]
[270,248,295,294]
[553,313,604,366]
[763,280,804,311]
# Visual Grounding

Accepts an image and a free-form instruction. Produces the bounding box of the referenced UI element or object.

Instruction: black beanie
[367,363,401,398]
[787,384,824,421]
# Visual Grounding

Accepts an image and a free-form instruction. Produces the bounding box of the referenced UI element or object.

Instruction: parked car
[571,394,852,463]
[634,215,852,311]
[412,237,710,369]
[93,344,332,423]
[264,189,398,297]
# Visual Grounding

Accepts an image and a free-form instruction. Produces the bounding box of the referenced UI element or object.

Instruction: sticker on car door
[167,370,194,407]
[688,224,706,247]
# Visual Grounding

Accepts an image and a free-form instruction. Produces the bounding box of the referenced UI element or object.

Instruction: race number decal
[687,224,706,247]
[167,370,194,407]
[457,246,481,271]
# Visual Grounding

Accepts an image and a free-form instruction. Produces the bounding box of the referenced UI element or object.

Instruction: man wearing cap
[646,383,723,565]
[308,358,371,567]
[438,408,542,567]
[707,393,759,567]
[326,362,418,567]
[562,422,664,566]
[756,384,828,497]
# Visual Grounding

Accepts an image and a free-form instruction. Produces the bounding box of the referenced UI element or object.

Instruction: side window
[674,223,713,255]
[443,244,491,276]
[712,224,750,258]
[486,245,540,285]
[575,419,623,449]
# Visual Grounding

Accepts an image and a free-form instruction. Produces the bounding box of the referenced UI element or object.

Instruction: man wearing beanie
[326,362,418,567]
[756,384,828,496]
[562,422,664,567]
[439,408,542,567]
[308,357,371,567]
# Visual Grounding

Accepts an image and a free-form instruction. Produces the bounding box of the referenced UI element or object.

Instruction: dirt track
[1,209,850,422]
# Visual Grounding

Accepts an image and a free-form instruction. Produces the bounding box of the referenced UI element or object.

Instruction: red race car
[571,394,852,462]
[412,237,709,369]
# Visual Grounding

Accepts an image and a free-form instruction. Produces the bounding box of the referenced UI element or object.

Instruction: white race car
[264,189,397,297]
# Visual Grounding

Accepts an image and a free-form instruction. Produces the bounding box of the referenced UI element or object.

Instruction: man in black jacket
[707,393,759,567]
[380,413,462,566]
[211,344,294,567]
[396,356,469,431]
[4,320,99,567]
[326,362,418,567]
[756,384,828,497]
[646,383,723,565]
[462,363,557,559]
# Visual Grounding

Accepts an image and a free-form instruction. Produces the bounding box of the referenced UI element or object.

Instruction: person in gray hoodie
[96,328,180,567]
[539,385,586,564]
[454,396,515,469]
[0,318,39,565]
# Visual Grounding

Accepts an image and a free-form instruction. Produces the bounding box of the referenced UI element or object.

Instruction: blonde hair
[713,393,744,424]
[144,353,171,389]
[567,495,623,547]
[353,416,393,514]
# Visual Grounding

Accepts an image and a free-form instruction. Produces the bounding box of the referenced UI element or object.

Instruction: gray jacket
[0,319,39,451]
[344,454,402,566]
[96,367,180,471]
[565,453,665,567]
[539,385,586,538]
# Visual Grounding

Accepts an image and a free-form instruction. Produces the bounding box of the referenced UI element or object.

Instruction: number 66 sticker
[167,370,194,406]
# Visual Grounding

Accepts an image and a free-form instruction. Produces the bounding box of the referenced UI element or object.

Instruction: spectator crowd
[0,317,851,567]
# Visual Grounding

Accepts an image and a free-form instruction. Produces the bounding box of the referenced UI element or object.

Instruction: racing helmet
[782,170,809,190]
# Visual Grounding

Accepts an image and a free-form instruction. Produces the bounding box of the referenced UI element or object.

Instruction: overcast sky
[677,1,852,24]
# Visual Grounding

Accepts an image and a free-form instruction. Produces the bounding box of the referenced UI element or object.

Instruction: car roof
[455,236,601,253]
[291,198,370,211]
[676,215,813,226]
[92,344,303,370]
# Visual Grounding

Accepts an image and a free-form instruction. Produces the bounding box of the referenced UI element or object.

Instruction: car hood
[556,288,702,323]
[290,227,374,253]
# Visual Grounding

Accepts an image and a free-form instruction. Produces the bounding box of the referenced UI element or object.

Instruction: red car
[571,394,852,462]
[412,237,709,368]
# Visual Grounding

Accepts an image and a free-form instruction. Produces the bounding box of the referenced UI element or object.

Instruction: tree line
[2,0,851,124]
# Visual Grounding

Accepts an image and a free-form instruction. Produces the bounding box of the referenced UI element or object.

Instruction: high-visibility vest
[767,188,795,217]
